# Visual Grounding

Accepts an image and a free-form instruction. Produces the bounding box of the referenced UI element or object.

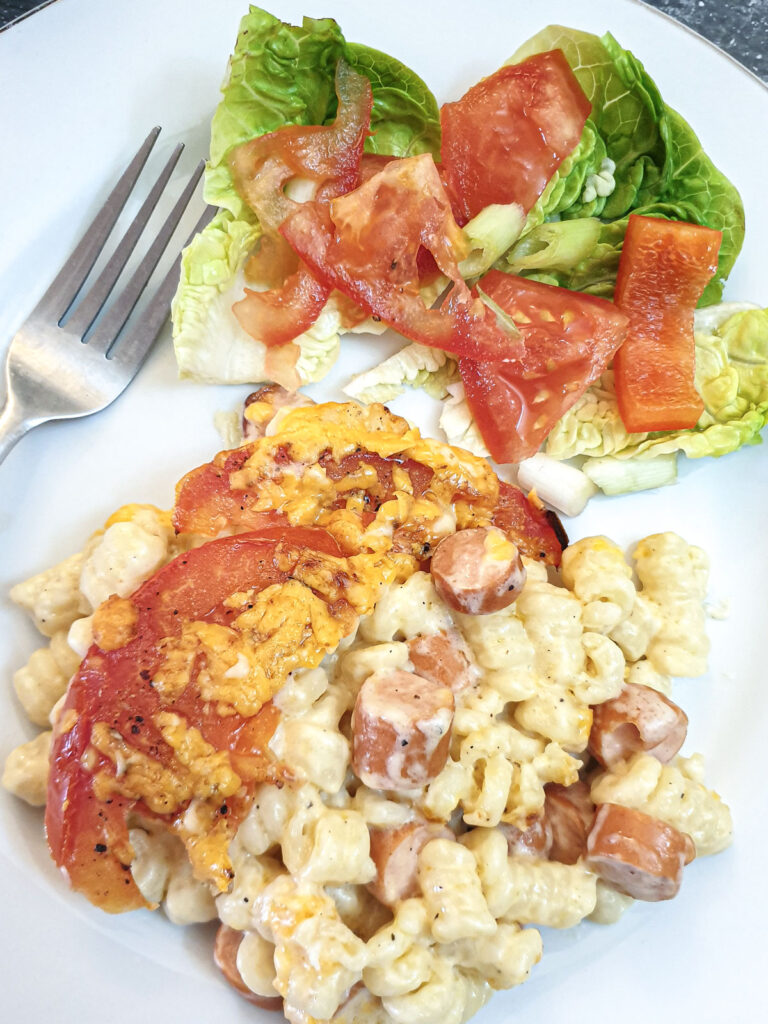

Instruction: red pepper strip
[613,215,722,433]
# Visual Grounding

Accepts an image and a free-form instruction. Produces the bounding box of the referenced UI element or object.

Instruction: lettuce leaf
[545,304,768,462]
[438,383,490,457]
[172,209,343,386]
[503,26,745,304]
[172,6,442,386]
[205,9,347,219]
[346,43,440,158]
[343,343,458,404]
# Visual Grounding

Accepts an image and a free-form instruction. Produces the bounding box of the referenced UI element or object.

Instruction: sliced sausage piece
[213,925,282,1010]
[544,781,595,865]
[430,527,526,615]
[407,630,478,695]
[242,384,315,440]
[586,803,696,901]
[498,817,552,858]
[368,821,454,906]
[589,683,688,768]
[351,669,454,790]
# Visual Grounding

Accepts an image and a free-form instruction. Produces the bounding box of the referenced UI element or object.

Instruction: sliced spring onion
[582,452,678,494]
[458,202,525,279]
[516,453,598,517]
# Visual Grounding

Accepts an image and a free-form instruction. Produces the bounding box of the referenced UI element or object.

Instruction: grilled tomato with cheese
[46,401,564,912]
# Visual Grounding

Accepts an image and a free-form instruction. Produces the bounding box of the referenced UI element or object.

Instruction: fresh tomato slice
[46,528,342,914]
[440,50,591,224]
[280,153,522,361]
[612,215,721,432]
[230,59,373,346]
[233,268,331,349]
[459,271,629,464]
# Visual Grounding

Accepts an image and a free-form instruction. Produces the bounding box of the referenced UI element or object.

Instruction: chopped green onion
[516,453,598,517]
[582,453,678,494]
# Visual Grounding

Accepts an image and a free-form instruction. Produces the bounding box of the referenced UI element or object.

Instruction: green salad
[171,6,767,505]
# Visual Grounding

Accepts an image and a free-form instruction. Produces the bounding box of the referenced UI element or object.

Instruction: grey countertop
[1,0,767,82]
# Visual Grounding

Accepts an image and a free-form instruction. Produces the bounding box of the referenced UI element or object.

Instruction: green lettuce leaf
[205,8,347,218]
[346,43,440,158]
[172,6,442,386]
[503,26,745,303]
[205,8,440,217]
[545,303,768,462]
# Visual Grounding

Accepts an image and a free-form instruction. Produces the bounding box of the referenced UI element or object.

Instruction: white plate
[1,1,766,1020]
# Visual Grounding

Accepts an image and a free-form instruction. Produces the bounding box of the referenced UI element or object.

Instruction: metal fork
[0,128,214,466]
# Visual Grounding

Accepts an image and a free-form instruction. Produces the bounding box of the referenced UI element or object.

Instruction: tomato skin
[280,153,521,361]
[229,59,373,346]
[232,266,331,348]
[172,432,563,567]
[459,271,628,464]
[492,480,566,567]
[613,215,721,433]
[173,444,435,543]
[45,528,341,914]
[440,50,591,223]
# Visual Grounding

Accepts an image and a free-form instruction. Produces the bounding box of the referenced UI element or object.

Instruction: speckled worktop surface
[1,0,767,82]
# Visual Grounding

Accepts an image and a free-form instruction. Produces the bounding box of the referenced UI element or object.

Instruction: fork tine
[86,160,206,355]
[64,143,184,339]
[31,127,161,322]
[110,205,217,375]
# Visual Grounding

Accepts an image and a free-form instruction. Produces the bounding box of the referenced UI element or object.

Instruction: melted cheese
[84,403,511,896]
[91,595,139,651]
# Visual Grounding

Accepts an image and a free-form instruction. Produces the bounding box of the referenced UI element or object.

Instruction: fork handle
[0,395,33,466]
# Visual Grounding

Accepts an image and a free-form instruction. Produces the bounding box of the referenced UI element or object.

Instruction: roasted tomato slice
[458,271,628,464]
[280,153,522,361]
[46,528,342,914]
[230,59,373,346]
[492,480,566,566]
[174,445,434,543]
[440,50,591,223]
[173,425,563,566]
[612,215,721,433]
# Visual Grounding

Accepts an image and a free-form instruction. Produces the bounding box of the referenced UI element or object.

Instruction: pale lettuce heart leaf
[438,383,490,458]
[544,304,768,462]
[343,343,458,405]
[172,210,341,386]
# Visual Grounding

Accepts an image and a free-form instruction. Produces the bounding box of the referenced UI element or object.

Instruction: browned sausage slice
[213,924,282,1010]
[368,821,454,906]
[589,683,688,768]
[242,384,314,440]
[430,527,526,615]
[498,817,552,858]
[351,669,454,790]
[586,803,696,901]
[407,630,477,695]
[544,780,595,865]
